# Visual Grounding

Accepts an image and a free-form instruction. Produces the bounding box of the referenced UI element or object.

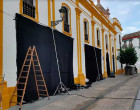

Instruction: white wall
[3,0,122,87]
[38,0,48,26]
[134,38,140,72]
[3,0,19,87]
[3,0,54,87]
[115,26,122,70]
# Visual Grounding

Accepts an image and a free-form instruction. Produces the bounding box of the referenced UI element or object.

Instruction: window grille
[23,0,35,18]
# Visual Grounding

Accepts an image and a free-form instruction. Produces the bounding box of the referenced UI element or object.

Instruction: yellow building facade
[0,0,123,109]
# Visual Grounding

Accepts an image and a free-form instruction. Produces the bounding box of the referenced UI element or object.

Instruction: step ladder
[9,46,49,110]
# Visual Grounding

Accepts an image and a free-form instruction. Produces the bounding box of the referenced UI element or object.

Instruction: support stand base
[54,82,70,96]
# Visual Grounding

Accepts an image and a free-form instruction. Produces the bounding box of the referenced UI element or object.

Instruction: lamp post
[51,6,65,27]
[51,7,70,95]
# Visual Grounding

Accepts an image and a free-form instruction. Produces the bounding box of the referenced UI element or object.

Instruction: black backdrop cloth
[16,13,74,102]
[106,53,111,77]
[112,54,116,73]
[85,44,103,83]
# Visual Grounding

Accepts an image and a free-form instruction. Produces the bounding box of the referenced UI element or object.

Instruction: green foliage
[117,47,138,65]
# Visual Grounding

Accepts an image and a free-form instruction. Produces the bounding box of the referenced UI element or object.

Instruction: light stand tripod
[51,29,70,95]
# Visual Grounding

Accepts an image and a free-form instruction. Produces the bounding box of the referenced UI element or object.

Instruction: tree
[117,47,138,65]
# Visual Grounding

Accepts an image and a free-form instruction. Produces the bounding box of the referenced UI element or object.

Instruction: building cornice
[113,18,123,31]
[79,0,117,35]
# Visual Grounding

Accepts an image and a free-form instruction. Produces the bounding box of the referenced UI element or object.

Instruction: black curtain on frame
[16,13,74,103]
[112,54,116,73]
[106,52,111,77]
[85,44,103,83]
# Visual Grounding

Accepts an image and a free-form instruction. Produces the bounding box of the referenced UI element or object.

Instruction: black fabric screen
[16,13,74,103]
[106,53,111,77]
[112,54,116,73]
[85,44,103,83]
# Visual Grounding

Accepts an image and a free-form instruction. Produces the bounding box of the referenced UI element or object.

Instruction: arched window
[105,35,108,50]
[62,3,71,36]
[96,28,100,47]
[84,19,89,43]
[63,7,69,32]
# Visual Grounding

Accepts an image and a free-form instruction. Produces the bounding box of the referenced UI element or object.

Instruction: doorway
[106,52,111,77]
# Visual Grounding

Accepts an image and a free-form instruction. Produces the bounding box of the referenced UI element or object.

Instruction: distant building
[122,31,140,72]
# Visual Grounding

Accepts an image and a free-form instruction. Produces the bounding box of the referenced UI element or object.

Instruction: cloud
[132,21,140,26]
[92,0,140,36]
[118,10,130,15]
[122,26,140,35]
[133,2,140,5]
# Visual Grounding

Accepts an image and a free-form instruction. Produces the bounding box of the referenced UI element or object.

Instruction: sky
[93,0,140,36]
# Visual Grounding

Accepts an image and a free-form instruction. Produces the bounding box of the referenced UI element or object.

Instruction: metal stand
[51,29,70,95]
[53,82,70,95]
[96,73,101,81]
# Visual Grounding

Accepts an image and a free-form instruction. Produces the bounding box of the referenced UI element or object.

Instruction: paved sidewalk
[133,88,140,110]
[11,74,140,110]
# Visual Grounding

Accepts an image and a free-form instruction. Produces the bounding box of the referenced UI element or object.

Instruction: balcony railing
[23,1,36,18]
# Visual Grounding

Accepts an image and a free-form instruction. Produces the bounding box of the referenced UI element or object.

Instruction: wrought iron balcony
[23,1,36,18]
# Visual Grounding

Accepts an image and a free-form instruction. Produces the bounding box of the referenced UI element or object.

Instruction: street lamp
[51,6,65,27]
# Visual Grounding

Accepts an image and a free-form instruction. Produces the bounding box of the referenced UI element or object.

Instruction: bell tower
[97,0,100,4]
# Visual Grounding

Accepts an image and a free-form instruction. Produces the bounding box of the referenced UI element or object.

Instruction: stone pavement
[11,73,140,110]
[133,88,140,110]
